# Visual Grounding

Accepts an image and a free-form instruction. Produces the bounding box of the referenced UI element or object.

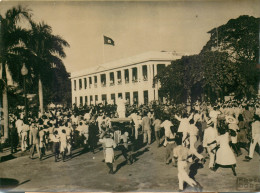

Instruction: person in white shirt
[117,97,126,118]
[15,118,24,141]
[129,110,139,140]
[203,120,218,169]
[175,113,193,147]
[226,115,241,156]
[84,109,92,121]
[51,130,60,162]
[99,132,117,174]
[21,120,30,152]
[173,139,200,192]
[245,114,260,160]
[64,122,73,157]
[59,128,68,162]
[209,106,221,129]
[96,113,104,133]
[160,118,173,147]
[71,114,79,126]
[188,119,204,160]
[81,122,89,145]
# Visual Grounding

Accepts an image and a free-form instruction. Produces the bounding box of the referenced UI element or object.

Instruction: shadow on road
[0,178,30,190]
[133,147,149,162]
[0,154,17,163]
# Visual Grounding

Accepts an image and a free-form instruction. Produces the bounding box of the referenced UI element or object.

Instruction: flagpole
[102,35,105,64]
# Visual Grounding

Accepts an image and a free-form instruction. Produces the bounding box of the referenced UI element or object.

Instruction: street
[0,141,259,192]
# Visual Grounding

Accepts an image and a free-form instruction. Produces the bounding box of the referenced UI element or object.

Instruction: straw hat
[225,116,237,124]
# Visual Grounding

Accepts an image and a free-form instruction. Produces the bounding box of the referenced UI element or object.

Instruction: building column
[147,64,151,83]
[114,70,118,85]
[121,69,124,85]
[96,74,100,87]
[106,72,109,86]
[130,91,133,105]
[129,68,132,83]
[138,65,142,82]
[138,90,144,106]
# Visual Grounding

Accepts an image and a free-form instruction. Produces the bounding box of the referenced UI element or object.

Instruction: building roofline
[70,51,184,79]
[70,59,176,79]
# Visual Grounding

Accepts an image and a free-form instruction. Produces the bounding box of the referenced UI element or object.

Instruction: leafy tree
[0,6,31,138]
[155,51,238,104]
[201,15,259,98]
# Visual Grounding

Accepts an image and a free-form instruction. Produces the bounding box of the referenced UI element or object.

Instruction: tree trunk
[3,87,9,139]
[1,62,9,140]
[38,77,44,114]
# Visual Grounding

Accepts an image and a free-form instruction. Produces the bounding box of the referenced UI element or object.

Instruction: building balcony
[94,83,97,88]
[125,79,129,84]
[110,82,115,86]
[101,83,106,87]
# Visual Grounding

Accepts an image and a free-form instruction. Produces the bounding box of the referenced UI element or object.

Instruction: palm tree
[0,6,31,139]
[25,21,69,114]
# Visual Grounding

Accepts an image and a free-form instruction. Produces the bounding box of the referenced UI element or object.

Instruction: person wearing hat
[203,119,218,170]
[99,131,117,174]
[226,115,241,156]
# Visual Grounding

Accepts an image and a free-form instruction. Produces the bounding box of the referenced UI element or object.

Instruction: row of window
[73,65,151,91]
[74,90,149,106]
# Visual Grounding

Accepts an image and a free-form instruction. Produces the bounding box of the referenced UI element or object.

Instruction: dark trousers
[53,142,60,161]
[155,130,161,147]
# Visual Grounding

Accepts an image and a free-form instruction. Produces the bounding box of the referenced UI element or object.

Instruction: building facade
[70,51,182,106]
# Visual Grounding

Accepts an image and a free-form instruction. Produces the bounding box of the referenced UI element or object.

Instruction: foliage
[201,15,259,98]
[22,20,70,107]
[156,15,259,104]
[0,5,32,85]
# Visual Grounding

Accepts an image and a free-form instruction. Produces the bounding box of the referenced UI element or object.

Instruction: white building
[70,51,182,106]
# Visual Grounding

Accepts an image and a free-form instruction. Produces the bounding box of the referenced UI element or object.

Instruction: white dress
[216,132,236,165]
[99,138,116,163]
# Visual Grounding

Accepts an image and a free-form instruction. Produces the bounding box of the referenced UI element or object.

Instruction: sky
[0,0,259,73]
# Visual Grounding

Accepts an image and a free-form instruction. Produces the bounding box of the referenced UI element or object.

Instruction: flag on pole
[104,35,115,46]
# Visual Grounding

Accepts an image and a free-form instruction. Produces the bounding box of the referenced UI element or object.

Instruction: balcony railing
[94,83,97,88]
[110,82,115,86]
[101,83,106,87]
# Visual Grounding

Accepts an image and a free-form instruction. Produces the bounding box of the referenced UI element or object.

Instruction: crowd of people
[1,97,260,191]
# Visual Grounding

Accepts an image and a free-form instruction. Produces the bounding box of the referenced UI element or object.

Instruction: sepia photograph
[0,0,259,192]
